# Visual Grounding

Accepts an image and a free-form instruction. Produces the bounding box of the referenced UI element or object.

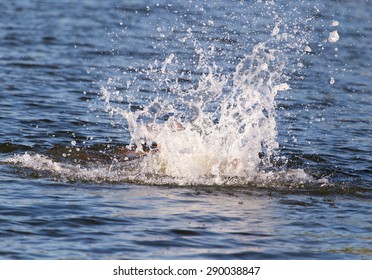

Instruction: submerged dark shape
[45,142,159,165]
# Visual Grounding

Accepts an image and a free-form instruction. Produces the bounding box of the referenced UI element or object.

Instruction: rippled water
[0,0,371,259]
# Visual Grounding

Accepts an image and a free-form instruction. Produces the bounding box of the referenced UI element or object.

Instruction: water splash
[100,25,310,184]
[3,1,327,186]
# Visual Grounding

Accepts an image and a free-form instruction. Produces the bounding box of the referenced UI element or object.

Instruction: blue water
[0,0,371,259]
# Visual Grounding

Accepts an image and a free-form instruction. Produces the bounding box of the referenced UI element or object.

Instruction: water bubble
[331,20,339,27]
[329,77,335,85]
[71,140,76,146]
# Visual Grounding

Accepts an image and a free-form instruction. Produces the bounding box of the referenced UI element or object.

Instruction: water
[0,0,371,259]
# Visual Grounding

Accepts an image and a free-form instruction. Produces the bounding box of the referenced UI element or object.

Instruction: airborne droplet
[328,31,339,43]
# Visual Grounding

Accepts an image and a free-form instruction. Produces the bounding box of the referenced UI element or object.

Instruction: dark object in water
[45,142,158,165]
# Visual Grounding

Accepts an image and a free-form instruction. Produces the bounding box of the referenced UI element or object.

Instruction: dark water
[0,0,371,259]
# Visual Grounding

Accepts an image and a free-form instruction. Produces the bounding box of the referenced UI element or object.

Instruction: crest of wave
[101,27,298,185]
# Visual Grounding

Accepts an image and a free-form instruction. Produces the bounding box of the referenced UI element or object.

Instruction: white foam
[3,153,110,182]
[2,152,317,186]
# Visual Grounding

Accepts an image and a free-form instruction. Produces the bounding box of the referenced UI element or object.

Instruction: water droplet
[328,31,339,43]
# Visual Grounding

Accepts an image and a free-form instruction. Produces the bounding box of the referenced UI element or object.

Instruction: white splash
[3,38,316,186]
[3,2,324,186]
[101,29,300,185]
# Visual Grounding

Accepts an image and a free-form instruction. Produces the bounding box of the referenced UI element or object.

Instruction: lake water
[0,0,371,259]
